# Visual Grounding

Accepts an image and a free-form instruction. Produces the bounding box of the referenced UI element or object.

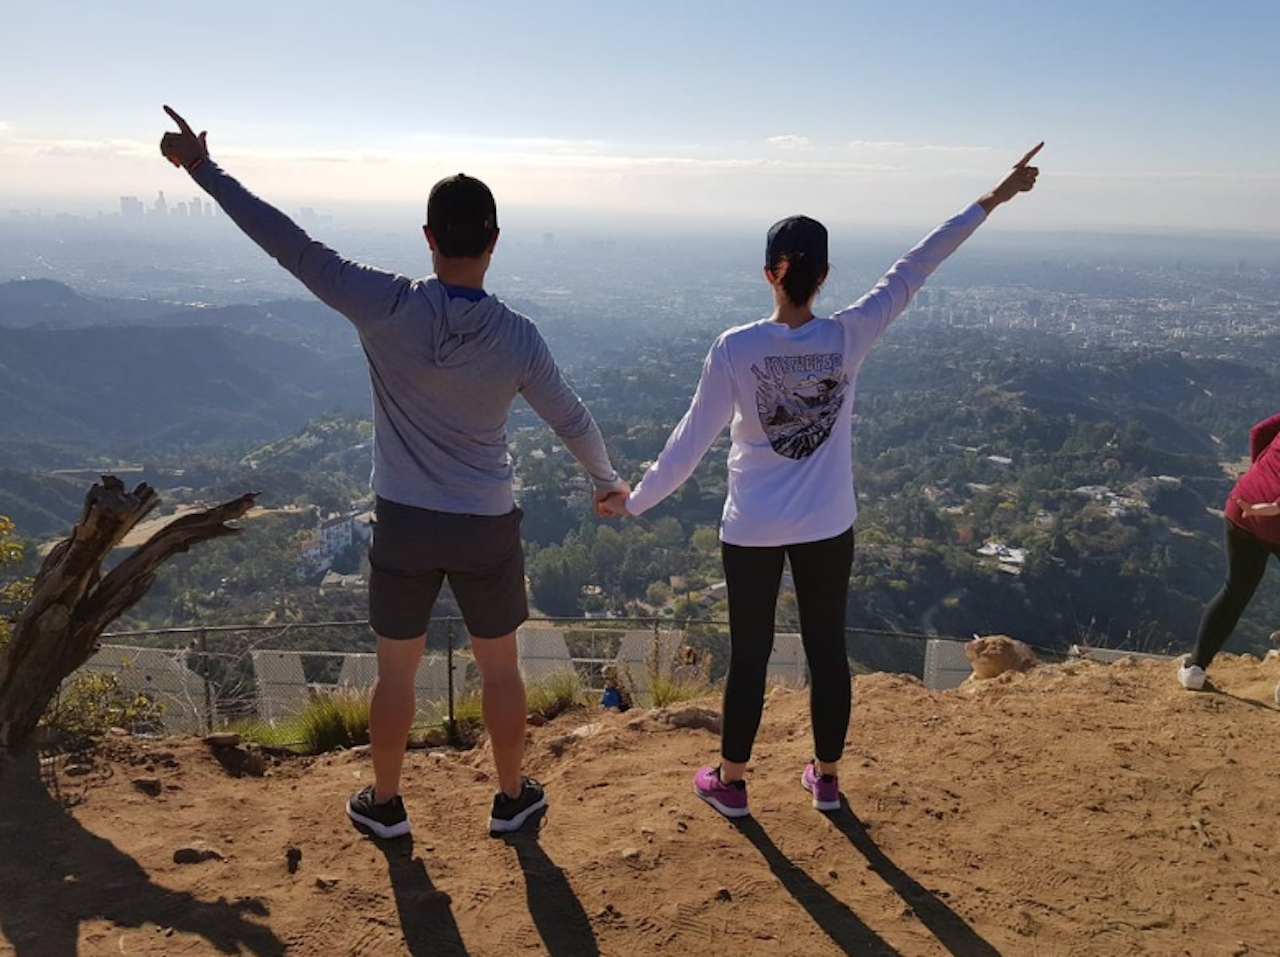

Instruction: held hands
[1236,498,1280,519]
[979,142,1043,213]
[594,489,631,518]
[159,105,209,171]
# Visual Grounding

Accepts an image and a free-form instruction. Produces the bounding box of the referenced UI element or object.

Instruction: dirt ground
[2,653,1279,957]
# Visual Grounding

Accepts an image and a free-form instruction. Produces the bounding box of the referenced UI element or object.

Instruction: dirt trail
[2,654,1278,957]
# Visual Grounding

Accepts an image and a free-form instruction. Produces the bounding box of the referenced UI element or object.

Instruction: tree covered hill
[0,324,368,453]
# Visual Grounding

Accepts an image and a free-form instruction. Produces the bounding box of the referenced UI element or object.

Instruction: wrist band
[186,157,206,173]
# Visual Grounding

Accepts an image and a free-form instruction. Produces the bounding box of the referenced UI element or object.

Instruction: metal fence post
[198,628,213,734]
[445,619,460,747]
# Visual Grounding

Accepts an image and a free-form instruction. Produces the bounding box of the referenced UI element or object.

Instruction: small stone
[527,713,547,727]
[132,777,162,797]
[675,821,688,833]
[242,748,268,777]
[64,765,91,777]
[621,847,641,861]
[286,846,302,874]
[714,887,732,902]
[173,846,224,864]
[203,732,241,748]
[315,875,340,890]
[108,727,131,737]
[418,728,448,748]
[827,869,838,880]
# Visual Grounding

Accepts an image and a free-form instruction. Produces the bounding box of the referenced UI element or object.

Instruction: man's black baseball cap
[765,215,828,269]
[426,173,498,256]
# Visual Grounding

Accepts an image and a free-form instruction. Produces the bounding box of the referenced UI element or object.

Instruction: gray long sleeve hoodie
[191,160,624,515]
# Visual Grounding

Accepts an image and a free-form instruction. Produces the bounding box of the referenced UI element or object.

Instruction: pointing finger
[1014,141,1044,169]
[163,105,195,136]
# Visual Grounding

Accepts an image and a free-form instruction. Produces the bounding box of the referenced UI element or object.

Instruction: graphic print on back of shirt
[751,353,848,459]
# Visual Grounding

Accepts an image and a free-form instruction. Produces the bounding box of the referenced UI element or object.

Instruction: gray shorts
[368,496,529,640]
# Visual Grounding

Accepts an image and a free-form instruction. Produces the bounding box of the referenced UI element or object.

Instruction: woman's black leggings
[720,527,854,765]
[1190,520,1280,669]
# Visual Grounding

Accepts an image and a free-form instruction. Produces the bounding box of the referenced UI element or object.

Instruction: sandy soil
[2,653,1279,957]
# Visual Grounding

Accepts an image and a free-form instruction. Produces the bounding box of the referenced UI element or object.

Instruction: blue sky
[3,0,1278,232]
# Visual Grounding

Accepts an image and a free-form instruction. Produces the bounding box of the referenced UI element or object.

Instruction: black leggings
[720,527,854,765]
[1190,520,1280,669]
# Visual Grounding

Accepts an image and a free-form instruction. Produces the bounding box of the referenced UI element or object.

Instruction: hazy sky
[3,0,1278,233]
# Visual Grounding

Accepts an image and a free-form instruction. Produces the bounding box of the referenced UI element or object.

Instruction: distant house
[297,510,369,575]
[977,541,1028,575]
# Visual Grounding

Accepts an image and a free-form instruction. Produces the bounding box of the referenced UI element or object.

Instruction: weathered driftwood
[0,476,256,753]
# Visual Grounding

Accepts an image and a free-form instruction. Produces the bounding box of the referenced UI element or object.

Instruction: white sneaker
[1177,661,1206,691]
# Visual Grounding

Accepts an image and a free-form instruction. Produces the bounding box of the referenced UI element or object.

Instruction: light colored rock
[965,635,1037,680]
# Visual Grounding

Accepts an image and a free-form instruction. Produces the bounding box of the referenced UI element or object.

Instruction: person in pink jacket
[1179,412,1280,700]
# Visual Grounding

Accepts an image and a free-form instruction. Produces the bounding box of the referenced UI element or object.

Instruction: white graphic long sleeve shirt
[626,202,987,546]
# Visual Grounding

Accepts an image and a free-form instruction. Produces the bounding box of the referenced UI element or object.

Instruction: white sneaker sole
[801,770,841,811]
[693,781,750,818]
[1177,666,1206,691]
[346,805,411,839]
[489,793,548,833]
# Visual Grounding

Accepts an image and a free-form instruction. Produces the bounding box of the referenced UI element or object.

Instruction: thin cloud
[35,138,154,159]
[846,140,995,155]
[766,135,811,150]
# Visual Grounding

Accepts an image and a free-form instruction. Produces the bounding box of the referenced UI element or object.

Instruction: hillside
[3,655,1278,956]
[0,325,368,453]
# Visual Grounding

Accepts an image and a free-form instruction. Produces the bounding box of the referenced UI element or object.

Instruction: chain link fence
[79,618,1075,736]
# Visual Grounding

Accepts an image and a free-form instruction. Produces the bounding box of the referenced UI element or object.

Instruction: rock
[203,732,240,748]
[107,727,131,737]
[626,706,722,734]
[965,635,1037,680]
[64,764,92,777]
[526,713,547,727]
[714,887,732,902]
[173,846,224,865]
[241,747,268,777]
[315,875,340,890]
[417,727,448,748]
[621,847,641,861]
[286,846,302,874]
[131,777,162,797]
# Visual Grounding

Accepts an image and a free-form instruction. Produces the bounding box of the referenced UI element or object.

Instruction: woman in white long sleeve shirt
[602,145,1042,818]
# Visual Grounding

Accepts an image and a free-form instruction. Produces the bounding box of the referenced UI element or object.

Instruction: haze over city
[3,0,1279,233]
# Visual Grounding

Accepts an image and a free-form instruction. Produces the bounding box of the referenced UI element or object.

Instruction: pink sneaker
[693,765,749,818]
[801,762,841,811]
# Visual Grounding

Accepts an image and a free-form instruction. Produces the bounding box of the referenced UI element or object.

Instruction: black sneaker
[346,785,411,838]
[489,777,547,834]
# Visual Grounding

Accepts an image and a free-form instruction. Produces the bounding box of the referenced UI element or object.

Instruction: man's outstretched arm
[160,105,408,328]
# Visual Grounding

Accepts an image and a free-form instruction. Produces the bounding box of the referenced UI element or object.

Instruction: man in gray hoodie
[162,106,628,838]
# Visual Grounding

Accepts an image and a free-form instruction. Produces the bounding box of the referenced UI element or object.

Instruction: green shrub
[647,672,713,708]
[526,670,582,719]
[43,671,165,738]
[236,689,370,754]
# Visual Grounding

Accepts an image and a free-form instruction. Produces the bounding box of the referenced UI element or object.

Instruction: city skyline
[3,1,1279,234]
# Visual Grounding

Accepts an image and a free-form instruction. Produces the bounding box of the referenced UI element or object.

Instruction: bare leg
[371,634,424,803]
[470,632,526,799]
